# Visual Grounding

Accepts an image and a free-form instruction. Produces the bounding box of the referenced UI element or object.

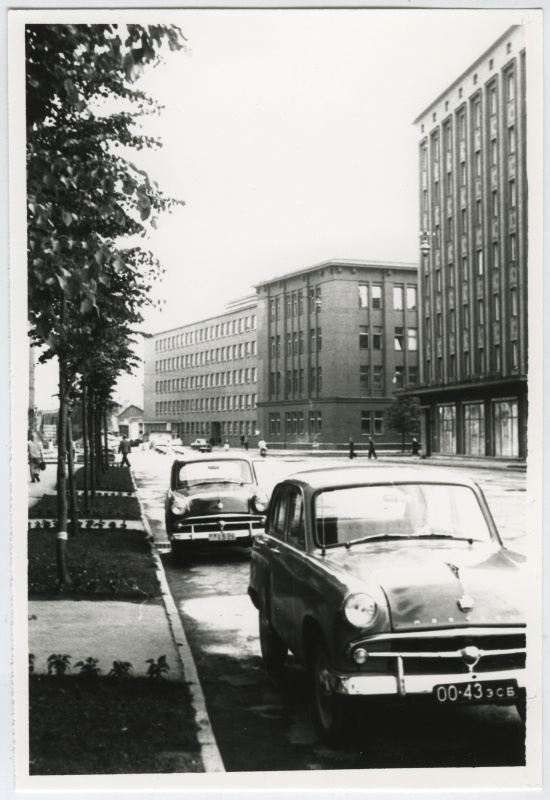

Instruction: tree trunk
[95,405,102,482]
[88,393,96,499]
[103,407,109,471]
[55,296,72,585]
[66,411,78,537]
[81,381,89,513]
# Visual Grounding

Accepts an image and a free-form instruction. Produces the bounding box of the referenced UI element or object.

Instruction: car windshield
[177,460,253,488]
[314,483,493,548]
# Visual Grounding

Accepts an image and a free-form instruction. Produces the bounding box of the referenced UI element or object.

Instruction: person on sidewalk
[349,438,356,460]
[368,437,378,460]
[411,438,421,457]
[244,435,249,451]
[28,431,44,483]
[118,435,132,468]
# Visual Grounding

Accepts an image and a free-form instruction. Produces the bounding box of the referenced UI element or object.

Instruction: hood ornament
[460,645,481,672]
[457,594,475,612]
[216,498,223,510]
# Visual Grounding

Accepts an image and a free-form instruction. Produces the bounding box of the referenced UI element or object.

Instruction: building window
[299,330,304,354]
[309,411,322,434]
[492,190,498,218]
[394,327,404,351]
[463,304,469,329]
[510,233,517,261]
[508,127,516,154]
[393,286,404,310]
[493,399,518,457]
[317,367,322,393]
[492,242,499,269]
[361,411,372,436]
[360,365,370,394]
[373,365,384,394]
[286,333,291,356]
[317,329,322,351]
[393,366,404,388]
[372,326,383,350]
[358,284,368,308]
[359,326,369,349]
[310,329,316,352]
[464,403,485,456]
[479,347,485,373]
[299,368,304,394]
[506,70,515,101]
[408,328,418,351]
[491,140,498,167]
[374,411,385,435]
[493,294,500,322]
[476,250,484,276]
[494,344,501,371]
[436,270,441,292]
[509,179,517,208]
[510,287,518,317]
[372,285,382,309]
[489,85,497,115]
[408,366,419,386]
[437,405,456,454]
[309,367,316,393]
[477,299,484,326]
[406,286,417,310]
[276,336,281,357]
[511,340,519,370]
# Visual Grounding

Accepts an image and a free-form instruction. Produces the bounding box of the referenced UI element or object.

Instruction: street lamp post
[419,230,432,458]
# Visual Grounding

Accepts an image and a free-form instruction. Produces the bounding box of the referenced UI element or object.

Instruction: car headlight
[171,497,190,516]
[251,490,269,514]
[343,593,378,628]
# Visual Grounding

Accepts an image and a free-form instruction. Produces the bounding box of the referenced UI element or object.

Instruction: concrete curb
[130,469,225,773]
[28,518,145,531]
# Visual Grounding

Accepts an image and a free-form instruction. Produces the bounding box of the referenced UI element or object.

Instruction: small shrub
[47,654,71,675]
[145,656,170,681]
[108,660,133,680]
[75,657,101,677]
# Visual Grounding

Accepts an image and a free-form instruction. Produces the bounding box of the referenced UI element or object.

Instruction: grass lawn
[28,529,162,599]
[74,465,135,493]
[29,493,141,521]
[29,675,202,774]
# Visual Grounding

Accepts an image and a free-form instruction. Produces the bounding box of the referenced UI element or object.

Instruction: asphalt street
[131,448,527,772]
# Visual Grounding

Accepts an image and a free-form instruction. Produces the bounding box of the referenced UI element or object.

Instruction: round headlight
[343,593,378,628]
[251,490,269,514]
[171,497,190,516]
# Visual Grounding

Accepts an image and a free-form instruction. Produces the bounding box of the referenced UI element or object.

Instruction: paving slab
[28,599,184,679]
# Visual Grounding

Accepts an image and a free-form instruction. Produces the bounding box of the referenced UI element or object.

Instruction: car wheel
[515,692,526,723]
[311,638,347,744]
[259,610,287,673]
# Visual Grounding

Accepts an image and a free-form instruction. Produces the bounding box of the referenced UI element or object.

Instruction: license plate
[434,680,518,704]
[208,531,236,541]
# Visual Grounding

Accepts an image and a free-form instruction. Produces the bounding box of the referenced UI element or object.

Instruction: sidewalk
[27,464,223,771]
[262,449,526,471]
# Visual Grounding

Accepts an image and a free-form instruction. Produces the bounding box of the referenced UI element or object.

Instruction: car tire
[259,610,287,673]
[311,638,347,744]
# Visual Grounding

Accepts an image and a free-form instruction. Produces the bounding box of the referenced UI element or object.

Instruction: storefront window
[437,405,456,454]
[493,399,518,457]
[464,403,485,456]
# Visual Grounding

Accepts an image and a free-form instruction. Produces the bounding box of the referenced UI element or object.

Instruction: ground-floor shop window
[437,405,456,454]
[493,399,518,457]
[309,411,322,434]
[463,403,485,455]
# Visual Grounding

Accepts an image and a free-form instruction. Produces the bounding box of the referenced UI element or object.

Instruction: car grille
[176,515,265,534]
[349,628,526,676]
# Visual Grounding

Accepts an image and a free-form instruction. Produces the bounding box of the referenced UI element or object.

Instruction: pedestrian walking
[258,438,268,458]
[223,440,230,452]
[118,435,132,467]
[28,431,44,483]
[240,434,245,448]
[368,437,377,460]
[349,437,356,459]
[244,435,249,451]
[411,437,421,457]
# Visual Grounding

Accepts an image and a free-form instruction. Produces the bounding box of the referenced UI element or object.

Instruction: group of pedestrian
[348,437,378,460]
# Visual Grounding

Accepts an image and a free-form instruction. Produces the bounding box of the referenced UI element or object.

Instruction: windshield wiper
[344,533,411,549]
[415,533,475,544]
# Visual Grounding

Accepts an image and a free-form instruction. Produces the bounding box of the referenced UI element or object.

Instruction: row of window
[270,286,321,321]
[427,287,519,338]
[358,284,417,311]
[270,329,321,357]
[171,420,257,438]
[269,411,322,436]
[155,340,257,372]
[437,398,518,458]
[155,315,257,352]
[155,368,257,394]
[269,368,322,396]
[360,326,418,352]
[155,395,257,415]
[425,340,519,381]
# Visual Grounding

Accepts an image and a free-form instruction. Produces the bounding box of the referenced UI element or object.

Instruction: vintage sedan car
[190,438,213,453]
[248,466,526,742]
[165,454,269,560]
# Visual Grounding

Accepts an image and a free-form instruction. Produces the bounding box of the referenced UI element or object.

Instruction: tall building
[255,259,419,449]
[411,26,527,459]
[143,296,259,445]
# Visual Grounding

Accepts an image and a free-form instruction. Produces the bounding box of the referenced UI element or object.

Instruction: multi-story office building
[143,296,259,445]
[411,26,527,459]
[255,259,419,449]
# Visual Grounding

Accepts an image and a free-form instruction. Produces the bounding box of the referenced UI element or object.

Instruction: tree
[27,24,186,582]
[386,395,420,453]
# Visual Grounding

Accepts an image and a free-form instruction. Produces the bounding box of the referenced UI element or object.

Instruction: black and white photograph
[5,3,544,796]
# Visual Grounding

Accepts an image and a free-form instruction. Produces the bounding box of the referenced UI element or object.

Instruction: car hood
[325,541,525,631]
[173,484,256,516]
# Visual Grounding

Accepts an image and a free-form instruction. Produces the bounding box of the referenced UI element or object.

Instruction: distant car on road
[165,454,268,561]
[190,438,212,453]
[248,466,526,742]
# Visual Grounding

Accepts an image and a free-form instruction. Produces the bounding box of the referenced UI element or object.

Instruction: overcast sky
[33,7,530,408]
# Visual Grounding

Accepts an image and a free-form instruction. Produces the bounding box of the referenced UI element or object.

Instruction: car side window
[287,491,305,549]
[270,492,288,540]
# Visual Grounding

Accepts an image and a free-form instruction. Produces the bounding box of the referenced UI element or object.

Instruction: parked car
[190,438,212,453]
[165,454,269,560]
[248,466,526,742]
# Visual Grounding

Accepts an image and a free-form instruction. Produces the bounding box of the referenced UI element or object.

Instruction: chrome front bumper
[330,667,526,697]
[171,514,265,542]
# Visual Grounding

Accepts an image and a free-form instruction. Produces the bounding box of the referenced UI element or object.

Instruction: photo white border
[4,1,546,798]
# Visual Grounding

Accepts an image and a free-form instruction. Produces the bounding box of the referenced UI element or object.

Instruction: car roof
[281,465,478,491]
[173,453,255,464]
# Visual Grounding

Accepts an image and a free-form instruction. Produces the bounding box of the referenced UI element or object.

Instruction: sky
[32,7,530,409]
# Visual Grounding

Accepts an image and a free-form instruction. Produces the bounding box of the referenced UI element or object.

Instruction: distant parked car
[248,466,526,742]
[165,454,268,561]
[130,438,143,447]
[190,438,212,453]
